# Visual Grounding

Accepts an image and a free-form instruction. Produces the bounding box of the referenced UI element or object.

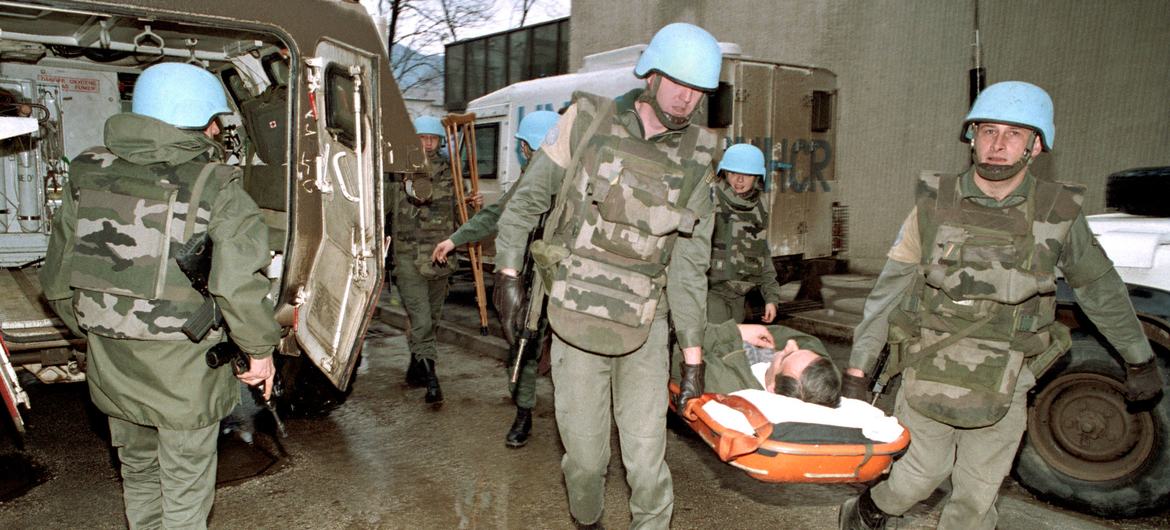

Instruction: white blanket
[698,362,905,443]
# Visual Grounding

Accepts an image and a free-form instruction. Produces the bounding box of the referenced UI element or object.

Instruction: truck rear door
[294,41,382,390]
[731,60,838,260]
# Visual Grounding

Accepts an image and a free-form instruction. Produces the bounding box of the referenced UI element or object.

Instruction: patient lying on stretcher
[676,320,904,443]
[684,319,842,407]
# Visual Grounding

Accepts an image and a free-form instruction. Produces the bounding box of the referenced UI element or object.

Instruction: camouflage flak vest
[900,170,1082,427]
[708,180,770,296]
[545,92,715,356]
[393,153,456,279]
[68,148,232,341]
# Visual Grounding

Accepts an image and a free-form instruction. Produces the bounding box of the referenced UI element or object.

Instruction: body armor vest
[708,180,770,296]
[68,148,231,341]
[393,154,456,279]
[898,170,1082,427]
[544,92,715,355]
[394,154,455,247]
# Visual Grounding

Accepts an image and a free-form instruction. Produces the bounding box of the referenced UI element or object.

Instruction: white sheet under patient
[698,362,905,443]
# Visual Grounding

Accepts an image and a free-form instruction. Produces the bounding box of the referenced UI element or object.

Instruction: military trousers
[108,416,219,530]
[393,255,450,361]
[871,366,1036,530]
[706,292,746,324]
[550,317,673,529]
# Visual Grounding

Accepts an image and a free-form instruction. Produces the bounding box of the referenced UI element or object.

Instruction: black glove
[841,373,872,402]
[1125,359,1164,403]
[675,361,705,416]
[492,272,525,345]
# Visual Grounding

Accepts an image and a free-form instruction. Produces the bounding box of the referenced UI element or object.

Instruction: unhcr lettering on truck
[467,41,841,261]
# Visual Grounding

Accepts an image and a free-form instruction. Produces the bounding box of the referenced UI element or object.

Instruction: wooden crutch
[442,113,489,335]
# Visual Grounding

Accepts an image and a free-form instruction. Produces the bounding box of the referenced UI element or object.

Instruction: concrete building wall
[569,0,1170,272]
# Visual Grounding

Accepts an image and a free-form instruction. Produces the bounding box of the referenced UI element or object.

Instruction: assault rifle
[510,219,547,384]
[174,232,223,342]
[206,341,287,438]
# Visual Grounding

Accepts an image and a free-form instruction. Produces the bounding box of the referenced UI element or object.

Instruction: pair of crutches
[441,113,489,335]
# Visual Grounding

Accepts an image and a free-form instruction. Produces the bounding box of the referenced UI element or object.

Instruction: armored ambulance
[0,0,424,436]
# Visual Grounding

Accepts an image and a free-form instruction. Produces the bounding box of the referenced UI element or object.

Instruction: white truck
[465,43,845,292]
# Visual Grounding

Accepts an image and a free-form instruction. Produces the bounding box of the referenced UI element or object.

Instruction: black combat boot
[421,358,443,406]
[505,406,533,448]
[405,353,426,387]
[839,488,888,530]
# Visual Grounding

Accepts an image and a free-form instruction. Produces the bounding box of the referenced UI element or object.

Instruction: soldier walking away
[40,62,280,529]
[431,110,561,448]
[838,81,1164,530]
[393,116,460,406]
[707,143,784,324]
[492,22,722,529]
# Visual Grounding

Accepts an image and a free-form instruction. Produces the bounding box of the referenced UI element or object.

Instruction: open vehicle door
[1,334,29,440]
[291,41,383,391]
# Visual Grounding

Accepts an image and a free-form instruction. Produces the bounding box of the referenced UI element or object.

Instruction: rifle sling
[184,162,221,243]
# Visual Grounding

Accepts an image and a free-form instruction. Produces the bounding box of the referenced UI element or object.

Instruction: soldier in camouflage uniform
[40,63,279,529]
[391,116,458,406]
[838,81,1164,530]
[491,23,721,529]
[432,110,560,448]
[708,143,783,324]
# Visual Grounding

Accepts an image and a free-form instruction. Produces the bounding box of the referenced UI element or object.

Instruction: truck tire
[276,354,355,418]
[1105,167,1170,217]
[1014,331,1170,517]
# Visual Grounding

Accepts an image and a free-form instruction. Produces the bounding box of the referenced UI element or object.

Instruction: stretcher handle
[679,391,775,462]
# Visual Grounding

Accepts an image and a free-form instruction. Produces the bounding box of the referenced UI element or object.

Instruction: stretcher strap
[851,442,875,479]
[693,394,775,461]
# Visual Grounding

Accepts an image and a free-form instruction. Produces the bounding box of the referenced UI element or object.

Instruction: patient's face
[764,348,821,393]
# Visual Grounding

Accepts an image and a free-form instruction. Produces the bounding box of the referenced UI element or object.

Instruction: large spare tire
[1014,330,1170,517]
[1105,167,1170,217]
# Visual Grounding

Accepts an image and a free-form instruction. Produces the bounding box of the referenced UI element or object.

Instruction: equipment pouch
[1026,322,1072,379]
[413,249,454,280]
[70,180,177,299]
[903,328,1023,428]
[546,252,664,355]
[587,156,692,263]
[529,239,569,293]
[720,279,756,296]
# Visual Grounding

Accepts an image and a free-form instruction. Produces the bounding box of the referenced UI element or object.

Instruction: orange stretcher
[669,382,911,483]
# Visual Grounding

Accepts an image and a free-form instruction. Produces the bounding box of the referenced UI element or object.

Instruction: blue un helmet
[717,143,766,176]
[515,110,560,150]
[634,22,722,91]
[133,63,231,129]
[962,81,1054,151]
[413,115,445,137]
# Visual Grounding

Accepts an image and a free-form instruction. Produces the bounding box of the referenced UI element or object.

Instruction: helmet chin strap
[972,130,1036,181]
[640,76,696,131]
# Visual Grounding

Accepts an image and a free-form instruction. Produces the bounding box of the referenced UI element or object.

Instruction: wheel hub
[1029,372,1154,481]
